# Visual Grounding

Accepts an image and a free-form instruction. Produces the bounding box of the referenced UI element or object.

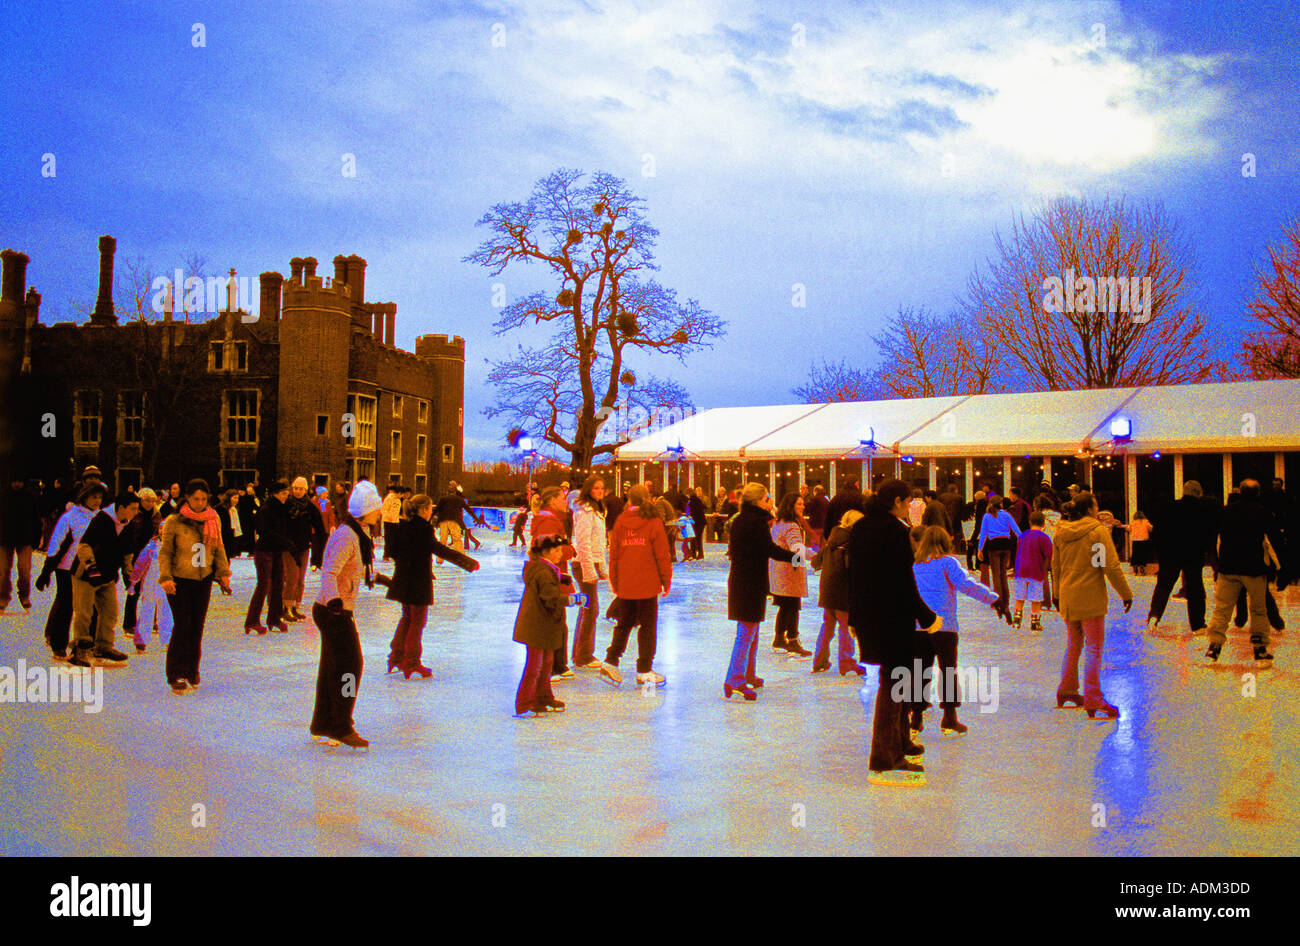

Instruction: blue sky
[4,0,1298,460]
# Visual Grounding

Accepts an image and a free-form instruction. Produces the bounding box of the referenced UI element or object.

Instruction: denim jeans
[813,608,856,670]
[725,621,761,688]
[1058,616,1106,707]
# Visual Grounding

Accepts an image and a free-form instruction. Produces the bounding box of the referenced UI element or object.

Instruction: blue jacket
[912,556,998,634]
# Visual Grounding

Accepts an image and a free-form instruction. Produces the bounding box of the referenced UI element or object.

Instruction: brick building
[0,237,465,497]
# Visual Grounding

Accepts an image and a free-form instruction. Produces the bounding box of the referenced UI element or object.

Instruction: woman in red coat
[530,486,575,681]
[600,485,672,688]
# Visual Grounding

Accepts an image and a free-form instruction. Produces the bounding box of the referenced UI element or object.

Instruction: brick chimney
[259,271,283,323]
[91,235,117,325]
[345,254,366,304]
[1,249,29,321]
[290,257,304,284]
[302,257,318,280]
[333,255,349,294]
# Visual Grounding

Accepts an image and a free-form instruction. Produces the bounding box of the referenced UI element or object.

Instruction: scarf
[180,503,223,552]
[343,514,375,587]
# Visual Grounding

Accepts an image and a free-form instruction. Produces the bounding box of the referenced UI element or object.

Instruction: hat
[315,486,326,495]
[348,480,383,518]
[82,465,103,477]
[530,533,569,554]
[78,482,107,503]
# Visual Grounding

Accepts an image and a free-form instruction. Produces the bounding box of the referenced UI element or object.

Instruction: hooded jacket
[572,501,609,583]
[47,505,99,570]
[608,505,672,600]
[512,556,571,650]
[1050,515,1132,622]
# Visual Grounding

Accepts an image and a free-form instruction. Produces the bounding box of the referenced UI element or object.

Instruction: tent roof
[614,379,1300,461]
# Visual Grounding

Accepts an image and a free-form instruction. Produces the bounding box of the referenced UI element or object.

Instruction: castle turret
[0,249,29,326]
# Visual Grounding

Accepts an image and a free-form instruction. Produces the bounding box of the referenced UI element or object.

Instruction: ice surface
[1,531,1296,856]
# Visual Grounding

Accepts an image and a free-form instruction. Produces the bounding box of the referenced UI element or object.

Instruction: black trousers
[869,663,911,771]
[44,570,74,654]
[1149,559,1206,629]
[772,595,801,642]
[606,597,659,673]
[166,576,214,685]
[311,603,363,738]
[122,582,141,630]
[911,630,961,710]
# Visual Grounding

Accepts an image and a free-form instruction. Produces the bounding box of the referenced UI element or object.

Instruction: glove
[373,572,393,587]
[1122,599,1133,613]
[35,569,51,592]
[326,597,345,617]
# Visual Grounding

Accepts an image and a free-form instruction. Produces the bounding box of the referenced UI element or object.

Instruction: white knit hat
[348,480,383,518]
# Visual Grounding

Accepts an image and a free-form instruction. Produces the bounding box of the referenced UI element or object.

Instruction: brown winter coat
[512,556,572,650]
[1051,515,1132,621]
[813,524,852,612]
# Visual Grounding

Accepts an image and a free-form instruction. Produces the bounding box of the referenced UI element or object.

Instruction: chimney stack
[92,235,117,324]
[259,272,283,324]
[333,255,349,294]
[345,254,366,304]
[302,257,318,280]
[385,305,396,348]
[290,257,304,284]
[1,249,29,307]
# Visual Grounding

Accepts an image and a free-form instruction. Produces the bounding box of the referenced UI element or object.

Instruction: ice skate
[636,670,666,688]
[1204,642,1222,665]
[940,709,968,738]
[326,731,369,749]
[1029,614,1043,635]
[170,680,191,695]
[536,699,566,713]
[784,637,812,658]
[1146,616,1159,634]
[599,662,622,687]
[1253,643,1274,668]
[723,682,757,701]
[513,708,543,719]
[1012,607,1023,629]
[1055,691,1085,708]
[93,648,128,667]
[868,764,926,787]
[402,664,433,680]
[1085,701,1120,720]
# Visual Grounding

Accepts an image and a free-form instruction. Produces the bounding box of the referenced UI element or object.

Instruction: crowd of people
[0,462,1292,777]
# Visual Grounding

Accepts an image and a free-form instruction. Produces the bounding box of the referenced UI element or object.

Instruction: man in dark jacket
[1205,479,1285,665]
[824,477,865,538]
[1147,480,1218,634]
[848,479,941,784]
[1,478,42,611]
[805,484,829,545]
[283,477,321,621]
[69,491,140,667]
[921,489,950,532]
[247,483,291,629]
[941,484,965,552]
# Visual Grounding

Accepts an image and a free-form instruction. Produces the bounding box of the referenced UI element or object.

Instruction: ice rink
[2,529,1297,856]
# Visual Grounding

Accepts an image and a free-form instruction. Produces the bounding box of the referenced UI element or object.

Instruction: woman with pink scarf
[158,478,232,694]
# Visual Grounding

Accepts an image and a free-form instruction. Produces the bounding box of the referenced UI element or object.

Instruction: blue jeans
[725,621,761,687]
[814,608,856,670]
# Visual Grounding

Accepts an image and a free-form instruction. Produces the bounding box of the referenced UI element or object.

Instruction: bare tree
[466,169,725,476]
[963,197,1218,390]
[793,359,881,403]
[1242,216,1300,378]
[871,306,1001,398]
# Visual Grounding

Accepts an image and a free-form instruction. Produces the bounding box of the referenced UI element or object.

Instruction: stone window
[418,399,429,424]
[392,430,402,461]
[393,395,403,419]
[224,390,259,445]
[345,394,376,449]
[74,390,101,445]
[417,434,427,466]
[316,414,328,436]
[209,342,225,371]
[119,390,145,444]
[442,443,454,463]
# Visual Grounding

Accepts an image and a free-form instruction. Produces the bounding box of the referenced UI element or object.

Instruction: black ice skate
[940,709,968,737]
[1205,642,1222,665]
[1253,643,1274,667]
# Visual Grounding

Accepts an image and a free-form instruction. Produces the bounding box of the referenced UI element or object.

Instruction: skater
[0,477,41,613]
[510,495,530,547]
[159,479,232,693]
[1204,479,1284,667]
[69,490,141,668]
[237,483,260,556]
[530,486,575,681]
[689,487,708,560]
[1011,511,1054,633]
[282,477,320,623]
[246,480,291,633]
[601,484,672,688]
[910,525,999,736]
[435,481,483,557]
[810,507,864,675]
[310,486,332,568]
[965,490,987,573]
[1128,510,1152,575]
[121,487,161,641]
[976,492,1020,621]
[805,484,829,547]
[1052,492,1132,718]
[127,515,173,654]
[571,474,610,671]
[849,479,943,786]
[770,492,812,657]
[381,485,404,561]
[310,480,384,747]
[513,534,577,717]
[722,483,802,702]
[36,483,104,660]
[385,493,479,679]
[1146,480,1216,635]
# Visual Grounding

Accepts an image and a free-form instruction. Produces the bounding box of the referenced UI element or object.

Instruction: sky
[3,0,1298,461]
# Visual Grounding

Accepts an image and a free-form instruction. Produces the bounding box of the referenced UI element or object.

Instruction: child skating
[1012,511,1054,633]
[513,534,585,717]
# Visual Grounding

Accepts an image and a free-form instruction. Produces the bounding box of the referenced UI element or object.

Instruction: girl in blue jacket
[911,525,999,736]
